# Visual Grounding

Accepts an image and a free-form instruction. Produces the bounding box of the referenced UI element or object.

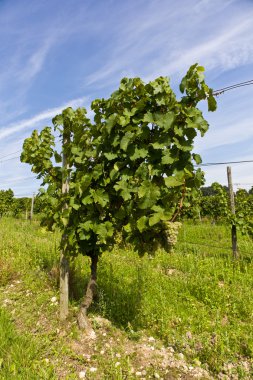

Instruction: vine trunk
[77,255,98,330]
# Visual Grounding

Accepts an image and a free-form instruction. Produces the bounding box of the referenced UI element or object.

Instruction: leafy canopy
[21,64,217,256]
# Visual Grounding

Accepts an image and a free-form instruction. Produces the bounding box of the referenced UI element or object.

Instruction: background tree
[200,182,229,222]
[234,188,253,237]
[12,197,31,218]
[0,189,14,217]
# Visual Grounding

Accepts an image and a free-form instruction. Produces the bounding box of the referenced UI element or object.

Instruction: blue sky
[0,0,253,196]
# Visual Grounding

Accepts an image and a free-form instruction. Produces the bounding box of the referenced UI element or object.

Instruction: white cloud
[195,116,253,152]
[84,1,253,88]
[161,18,253,75]
[202,156,253,189]
[0,96,87,141]
[18,39,54,82]
[0,0,252,194]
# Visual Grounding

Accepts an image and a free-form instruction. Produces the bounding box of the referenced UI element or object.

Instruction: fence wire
[177,239,253,256]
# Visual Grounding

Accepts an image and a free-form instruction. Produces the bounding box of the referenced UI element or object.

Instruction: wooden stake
[227,166,238,259]
[60,129,70,320]
[30,193,34,222]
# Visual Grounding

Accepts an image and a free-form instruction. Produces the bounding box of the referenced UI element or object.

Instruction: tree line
[181,183,253,237]
[0,189,43,218]
[1,184,252,227]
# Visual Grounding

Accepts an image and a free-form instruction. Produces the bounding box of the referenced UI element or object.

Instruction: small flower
[79,371,86,379]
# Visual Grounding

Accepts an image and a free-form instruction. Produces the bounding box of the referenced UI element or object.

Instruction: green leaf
[75,156,83,164]
[149,212,161,226]
[151,142,166,149]
[130,147,148,161]
[192,153,202,165]
[54,151,62,163]
[162,151,175,165]
[61,217,68,227]
[208,95,217,112]
[104,152,118,160]
[92,164,103,179]
[120,132,134,151]
[70,197,80,210]
[123,107,137,117]
[79,221,93,231]
[106,114,117,133]
[114,180,133,201]
[81,194,93,205]
[173,137,193,152]
[96,221,114,239]
[154,112,175,131]
[138,181,160,209]
[119,115,130,126]
[90,189,109,207]
[123,223,132,233]
[79,231,90,241]
[143,112,154,123]
[179,77,186,93]
[137,216,148,232]
[164,177,184,187]
[71,146,82,156]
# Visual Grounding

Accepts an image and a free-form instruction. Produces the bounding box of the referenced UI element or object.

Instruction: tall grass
[0,217,253,376]
[0,308,56,379]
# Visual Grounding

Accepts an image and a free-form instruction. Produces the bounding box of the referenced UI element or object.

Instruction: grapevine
[21,64,217,326]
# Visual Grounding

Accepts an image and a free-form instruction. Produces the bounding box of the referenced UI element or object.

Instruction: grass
[96,240,253,371]
[0,308,56,379]
[0,217,253,378]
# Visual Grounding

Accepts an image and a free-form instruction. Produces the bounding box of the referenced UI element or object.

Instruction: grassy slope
[0,218,252,379]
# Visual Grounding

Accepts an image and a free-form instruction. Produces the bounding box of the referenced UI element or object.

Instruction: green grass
[0,217,253,378]
[0,308,56,379]
[94,250,253,374]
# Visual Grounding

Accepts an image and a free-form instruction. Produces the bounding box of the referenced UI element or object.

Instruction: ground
[0,218,252,379]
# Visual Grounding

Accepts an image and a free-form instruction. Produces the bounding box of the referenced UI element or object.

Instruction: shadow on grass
[68,258,145,330]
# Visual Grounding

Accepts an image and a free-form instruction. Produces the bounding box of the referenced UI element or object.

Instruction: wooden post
[30,193,34,222]
[227,166,238,259]
[60,128,70,320]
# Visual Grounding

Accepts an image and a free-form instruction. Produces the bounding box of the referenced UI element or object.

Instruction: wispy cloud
[0,0,252,192]
[18,38,55,83]
[85,1,253,88]
[0,96,87,141]
[202,154,253,189]
[195,116,253,153]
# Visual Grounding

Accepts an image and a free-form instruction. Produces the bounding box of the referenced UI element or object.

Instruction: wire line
[195,159,253,167]
[213,79,253,95]
[0,176,36,184]
[0,156,20,163]
[0,150,22,160]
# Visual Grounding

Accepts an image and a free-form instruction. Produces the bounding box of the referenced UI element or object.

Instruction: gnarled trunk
[77,255,98,330]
